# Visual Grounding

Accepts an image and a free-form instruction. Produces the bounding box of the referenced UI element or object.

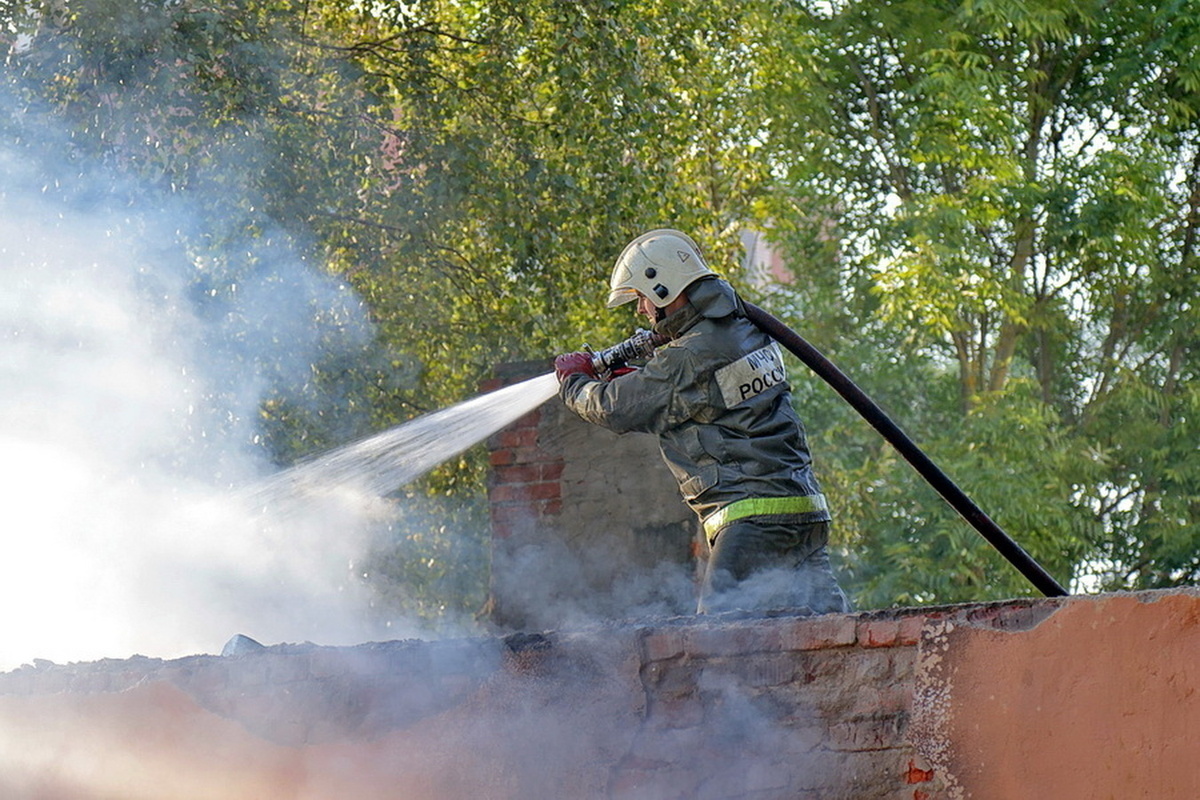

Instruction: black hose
[742,300,1068,598]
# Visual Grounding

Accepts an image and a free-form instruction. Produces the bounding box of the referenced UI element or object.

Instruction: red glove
[554,352,597,382]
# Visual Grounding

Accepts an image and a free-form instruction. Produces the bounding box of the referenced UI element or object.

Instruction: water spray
[248,298,1064,598]
[248,373,560,506]
[251,330,673,505]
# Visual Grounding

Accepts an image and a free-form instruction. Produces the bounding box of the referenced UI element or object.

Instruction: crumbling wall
[0,608,928,800]
[4,589,1197,800]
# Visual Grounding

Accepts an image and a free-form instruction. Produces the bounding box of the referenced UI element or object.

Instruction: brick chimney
[481,360,699,631]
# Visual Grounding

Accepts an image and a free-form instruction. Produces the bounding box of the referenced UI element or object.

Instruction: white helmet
[607,229,715,309]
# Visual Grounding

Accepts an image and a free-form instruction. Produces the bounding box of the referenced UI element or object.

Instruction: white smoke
[0,154,412,672]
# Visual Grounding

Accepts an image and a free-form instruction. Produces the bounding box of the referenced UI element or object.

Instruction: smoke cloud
[0,125,417,672]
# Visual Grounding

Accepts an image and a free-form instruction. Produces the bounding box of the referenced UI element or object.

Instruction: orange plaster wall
[911,591,1200,799]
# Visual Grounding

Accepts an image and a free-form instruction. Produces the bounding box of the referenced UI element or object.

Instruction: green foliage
[358,488,492,626]
[313,0,771,404]
[750,0,1200,604]
[5,0,1196,617]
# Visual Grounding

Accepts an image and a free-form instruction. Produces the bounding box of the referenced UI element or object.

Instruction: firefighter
[555,229,852,615]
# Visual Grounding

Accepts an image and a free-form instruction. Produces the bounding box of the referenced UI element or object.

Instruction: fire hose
[589,304,1068,598]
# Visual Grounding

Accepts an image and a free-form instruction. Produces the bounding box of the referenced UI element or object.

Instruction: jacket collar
[654,277,741,339]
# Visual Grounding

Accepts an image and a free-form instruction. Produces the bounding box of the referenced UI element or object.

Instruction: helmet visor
[606,286,639,308]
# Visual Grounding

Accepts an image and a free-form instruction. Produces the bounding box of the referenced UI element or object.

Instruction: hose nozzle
[587,328,668,378]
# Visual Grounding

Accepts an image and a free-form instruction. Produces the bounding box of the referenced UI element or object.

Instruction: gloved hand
[554,352,597,382]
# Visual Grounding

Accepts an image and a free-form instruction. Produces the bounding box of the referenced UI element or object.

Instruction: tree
[0,0,463,619]
[305,0,773,403]
[289,0,784,618]
[3,0,784,621]
[6,0,1194,616]
[1,0,411,452]
[751,0,1199,603]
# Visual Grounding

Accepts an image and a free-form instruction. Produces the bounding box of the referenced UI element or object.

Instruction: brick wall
[0,606,935,800]
[484,397,564,542]
[5,357,1195,798]
[481,360,698,632]
[3,590,1196,799]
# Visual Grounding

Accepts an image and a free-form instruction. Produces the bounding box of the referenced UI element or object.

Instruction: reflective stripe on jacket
[559,277,830,533]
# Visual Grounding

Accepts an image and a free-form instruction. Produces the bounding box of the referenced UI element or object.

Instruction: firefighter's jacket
[559,277,830,540]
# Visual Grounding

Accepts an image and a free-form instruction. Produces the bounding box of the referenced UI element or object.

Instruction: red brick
[508,446,549,465]
[684,624,774,657]
[642,630,685,662]
[857,618,900,648]
[495,427,538,448]
[504,407,541,428]
[494,464,541,484]
[779,615,857,652]
[530,482,561,500]
[905,759,935,784]
[539,461,565,481]
[897,614,925,646]
[533,498,562,517]
[486,485,510,502]
[489,449,515,466]
[490,498,562,527]
[491,482,561,503]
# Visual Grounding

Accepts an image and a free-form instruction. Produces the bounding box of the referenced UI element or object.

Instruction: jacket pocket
[679,464,719,502]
